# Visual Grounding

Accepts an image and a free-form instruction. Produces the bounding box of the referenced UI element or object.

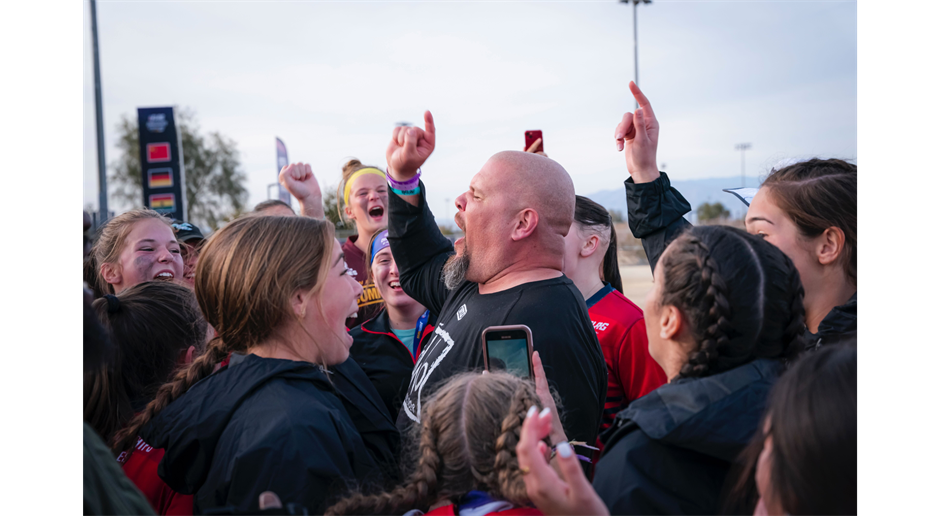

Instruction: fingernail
[557,441,573,458]
[527,406,538,419]
[539,407,551,418]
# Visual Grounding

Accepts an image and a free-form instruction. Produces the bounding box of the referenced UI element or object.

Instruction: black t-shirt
[387,182,607,449]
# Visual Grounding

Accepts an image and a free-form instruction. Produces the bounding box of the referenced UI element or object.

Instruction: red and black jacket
[349,308,436,421]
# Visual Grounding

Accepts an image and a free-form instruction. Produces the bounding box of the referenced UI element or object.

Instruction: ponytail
[603,222,623,294]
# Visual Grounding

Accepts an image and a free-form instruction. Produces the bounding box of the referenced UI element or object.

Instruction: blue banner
[138,107,186,221]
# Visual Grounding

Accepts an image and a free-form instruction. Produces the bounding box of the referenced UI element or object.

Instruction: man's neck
[478,264,563,295]
[387,303,428,330]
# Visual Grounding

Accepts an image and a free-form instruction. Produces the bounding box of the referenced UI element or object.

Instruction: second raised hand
[615,81,660,184]
[386,110,436,182]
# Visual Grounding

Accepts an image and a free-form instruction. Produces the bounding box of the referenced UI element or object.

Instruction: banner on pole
[138,107,186,221]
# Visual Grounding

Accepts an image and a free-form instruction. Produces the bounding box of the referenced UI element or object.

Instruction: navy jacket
[349,308,436,422]
[593,359,784,515]
[141,353,383,514]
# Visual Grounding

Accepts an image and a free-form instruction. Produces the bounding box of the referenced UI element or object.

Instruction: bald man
[385,111,607,456]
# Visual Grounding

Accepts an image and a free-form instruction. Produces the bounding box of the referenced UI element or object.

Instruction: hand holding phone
[525,130,544,154]
[483,325,534,379]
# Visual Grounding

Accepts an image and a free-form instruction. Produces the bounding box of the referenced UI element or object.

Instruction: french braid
[661,226,810,381]
[673,237,735,380]
[781,259,808,355]
[325,414,443,515]
[326,372,543,515]
[493,382,542,506]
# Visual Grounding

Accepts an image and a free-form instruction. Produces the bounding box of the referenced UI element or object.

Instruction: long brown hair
[84,281,207,444]
[110,215,336,455]
[325,372,544,515]
[761,158,857,285]
[87,208,174,296]
[722,345,857,515]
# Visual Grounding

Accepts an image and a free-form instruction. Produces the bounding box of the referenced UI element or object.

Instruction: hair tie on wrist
[105,294,121,314]
[385,168,421,192]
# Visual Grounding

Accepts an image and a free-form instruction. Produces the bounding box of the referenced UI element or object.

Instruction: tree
[696,202,730,222]
[609,209,625,223]
[322,186,349,230]
[109,109,249,230]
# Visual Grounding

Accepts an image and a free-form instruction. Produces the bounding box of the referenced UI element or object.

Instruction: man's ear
[660,304,683,341]
[100,262,122,287]
[581,234,601,258]
[510,209,539,241]
[816,226,845,266]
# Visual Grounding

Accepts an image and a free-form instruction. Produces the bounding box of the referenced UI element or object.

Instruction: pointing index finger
[424,110,435,138]
[629,81,655,120]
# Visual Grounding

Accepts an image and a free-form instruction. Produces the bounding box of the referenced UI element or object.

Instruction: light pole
[735,143,752,187]
[620,0,652,109]
[90,0,109,226]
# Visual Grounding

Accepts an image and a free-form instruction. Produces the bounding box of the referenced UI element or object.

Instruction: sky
[83,0,857,225]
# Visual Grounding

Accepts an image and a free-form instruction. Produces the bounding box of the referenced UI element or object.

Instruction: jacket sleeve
[624,173,693,273]
[387,181,454,316]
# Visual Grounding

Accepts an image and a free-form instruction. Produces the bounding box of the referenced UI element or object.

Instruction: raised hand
[279,162,325,219]
[525,137,547,157]
[516,403,610,516]
[386,110,436,181]
[615,81,660,183]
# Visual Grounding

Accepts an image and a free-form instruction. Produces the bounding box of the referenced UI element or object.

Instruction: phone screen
[486,338,531,378]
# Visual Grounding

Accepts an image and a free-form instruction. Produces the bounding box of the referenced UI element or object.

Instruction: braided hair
[658,226,805,381]
[325,372,544,515]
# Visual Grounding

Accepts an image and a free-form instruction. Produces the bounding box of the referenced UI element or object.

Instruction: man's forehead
[472,160,511,192]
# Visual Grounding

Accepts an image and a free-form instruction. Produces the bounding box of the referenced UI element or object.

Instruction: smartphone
[524,130,543,153]
[482,325,534,379]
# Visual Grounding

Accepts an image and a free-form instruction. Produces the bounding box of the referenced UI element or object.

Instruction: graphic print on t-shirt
[402,323,456,422]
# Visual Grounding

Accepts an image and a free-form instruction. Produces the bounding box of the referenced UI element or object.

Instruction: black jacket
[349,308,436,421]
[593,359,784,515]
[140,353,383,515]
[624,173,857,349]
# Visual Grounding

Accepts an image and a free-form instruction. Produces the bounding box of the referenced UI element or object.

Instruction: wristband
[386,168,421,190]
[389,185,421,196]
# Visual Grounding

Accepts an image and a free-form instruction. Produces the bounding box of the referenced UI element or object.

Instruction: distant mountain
[583,175,762,223]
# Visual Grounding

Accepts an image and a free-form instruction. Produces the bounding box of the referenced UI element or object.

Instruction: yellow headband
[343,168,386,205]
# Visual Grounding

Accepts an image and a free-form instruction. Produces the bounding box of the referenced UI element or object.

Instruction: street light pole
[735,143,752,187]
[621,0,651,109]
[90,0,109,225]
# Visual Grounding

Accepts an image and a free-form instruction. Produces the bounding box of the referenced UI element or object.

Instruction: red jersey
[586,284,667,438]
[117,437,193,515]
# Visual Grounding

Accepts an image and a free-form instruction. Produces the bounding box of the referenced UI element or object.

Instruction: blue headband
[370,230,390,265]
